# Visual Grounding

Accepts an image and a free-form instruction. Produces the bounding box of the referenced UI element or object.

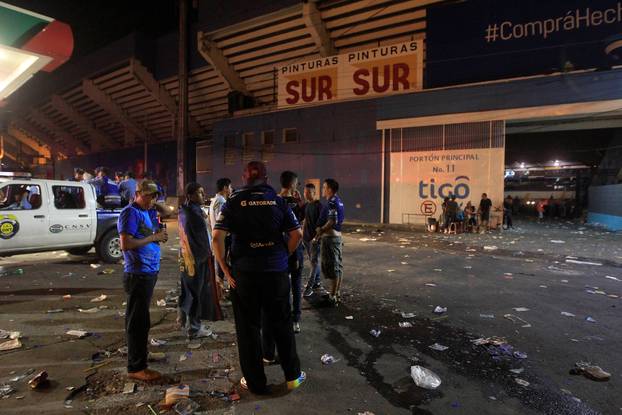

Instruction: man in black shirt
[302,183,322,297]
[478,193,492,232]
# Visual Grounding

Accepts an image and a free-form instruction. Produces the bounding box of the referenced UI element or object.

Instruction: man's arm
[287,228,303,255]
[314,218,335,240]
[212,229,235,288]
[120,231,167,251]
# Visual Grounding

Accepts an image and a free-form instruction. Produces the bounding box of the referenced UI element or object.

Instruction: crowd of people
[117,161,345,395]
[70,166,164,209]
[435,192,497,233]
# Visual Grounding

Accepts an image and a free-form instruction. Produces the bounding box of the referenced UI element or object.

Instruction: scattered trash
[150,338,168,346]
[62,294,72,300]
[561,312,575,317]
[0,338,22,351]
[118,346,128,355]
[345,316,354,320]
[0,330,20,340]
[46,309,64,314]
[539,285,548,288]
[410,365,442,389]
[515,378,530,387]
[0,385,15,398]
[89,264,101,269]
[164,385,190,407]
[123,382,136,394]
[188,343,202,350]
[369,329,381,338]
[401,312,416,318]
[424,283,437,287]
[433,269,442,272]
[561,280,569,283]
[28,371,49,389]
[78,307,100,314]
[513,351,528,359]
[156,299,167,307]
[90,294,107,302]
[512,307,530,312]
[471,337,506,346]
[585,316,597,323]
[504,314,532,328]
[321,354,338,365]
[148,352,166,362]
[387,269,396,273]
[479,314,495,319]
[99,269,114,275]
[429,343,449,352]
[358,238,377,242]
[605,276,621,282]
[509,368,525,374]
[399,322,413,328]
[550,240,565,244]
[569,362,611,382]
[174,398,200,415]
[565,259,602,266]
[433,306,447,314]
[10,368,35,382]
[357,412,375,415]
[66,330,90,338]
[483,246,498,251]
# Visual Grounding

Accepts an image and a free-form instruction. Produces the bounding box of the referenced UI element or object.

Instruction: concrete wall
[588,184,622,231]
[201,101,382,223]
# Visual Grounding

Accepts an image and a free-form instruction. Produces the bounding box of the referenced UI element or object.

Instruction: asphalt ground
[0,218,620,414]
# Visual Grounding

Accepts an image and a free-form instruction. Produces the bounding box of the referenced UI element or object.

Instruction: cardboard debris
[66,330,90,338]
[164,384,190,407]
[123,382,136,394]
[90,294,107,302]
[78,307,100,314]
[0,338,22,351]
[28,371,49,389]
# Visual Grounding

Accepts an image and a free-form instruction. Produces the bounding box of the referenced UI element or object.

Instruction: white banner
[277,40,423,108]
[389,148,505,224]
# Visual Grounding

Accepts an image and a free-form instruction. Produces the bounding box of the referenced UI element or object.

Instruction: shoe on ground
[240,377,271,394]
[287,371,307,390]
[293,322,301,333]
[189,326,213,339]
[127,368,162,382]
[303,286,314,297]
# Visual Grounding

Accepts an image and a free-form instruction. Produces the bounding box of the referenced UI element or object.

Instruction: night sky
[7,0,178,58]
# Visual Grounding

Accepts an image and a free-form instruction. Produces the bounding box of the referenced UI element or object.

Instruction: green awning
[0,2,52,47]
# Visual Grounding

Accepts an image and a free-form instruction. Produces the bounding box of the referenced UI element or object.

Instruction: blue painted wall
[588,184,622,231]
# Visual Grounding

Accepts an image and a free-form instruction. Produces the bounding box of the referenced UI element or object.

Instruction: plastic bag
[410,365,441,389]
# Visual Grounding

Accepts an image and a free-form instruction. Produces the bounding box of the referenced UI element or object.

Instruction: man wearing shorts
[314,178,344,306]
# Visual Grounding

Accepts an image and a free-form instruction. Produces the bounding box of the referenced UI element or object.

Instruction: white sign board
[389,148,505,224]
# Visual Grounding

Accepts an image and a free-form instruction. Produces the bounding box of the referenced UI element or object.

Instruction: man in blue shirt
[212,161,306,395]
[91,167,122,208]
[118,180,168,382]
[119,171,137,206]
[314,178,345,306]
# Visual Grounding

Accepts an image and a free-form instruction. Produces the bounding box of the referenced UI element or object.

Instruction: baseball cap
[137,180,160,196]
[243,161,267,184]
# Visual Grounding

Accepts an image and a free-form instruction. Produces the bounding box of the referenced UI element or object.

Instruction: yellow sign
[0,214,19,239]
[278,41,423,108]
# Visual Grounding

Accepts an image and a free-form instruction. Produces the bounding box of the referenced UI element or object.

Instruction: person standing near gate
[118,180,167,382]
[212,161,305,395]
[178,182,222,339]
[314,178,345,306]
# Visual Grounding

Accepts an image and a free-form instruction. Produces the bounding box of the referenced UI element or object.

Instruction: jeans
[123,272,158,373]
[289,246,304,323]
[231,270,301,393]
[303,239,321,288]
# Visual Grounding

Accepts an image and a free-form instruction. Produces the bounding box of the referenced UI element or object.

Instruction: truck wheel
[66,246,93,256]
[96,230,123,263]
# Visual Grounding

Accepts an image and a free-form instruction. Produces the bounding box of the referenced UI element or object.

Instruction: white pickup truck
[0,179,122,263]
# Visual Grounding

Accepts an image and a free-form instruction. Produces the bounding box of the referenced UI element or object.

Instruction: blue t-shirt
[318,195,345,232]
[214,184,300,273]
[117,203,161,275]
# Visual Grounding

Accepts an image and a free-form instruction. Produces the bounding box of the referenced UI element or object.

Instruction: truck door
[0,181,48,252]
[46,183,95,248]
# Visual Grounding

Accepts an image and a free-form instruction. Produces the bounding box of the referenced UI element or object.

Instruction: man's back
[215,184,298,272]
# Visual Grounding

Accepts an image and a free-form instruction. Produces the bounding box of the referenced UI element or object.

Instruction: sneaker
[293,322,301,333]
[127,368,162,382]
[240,377,248,390]
[287,371,307,390]
[303,286,314,297]
[189,326,213,339]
